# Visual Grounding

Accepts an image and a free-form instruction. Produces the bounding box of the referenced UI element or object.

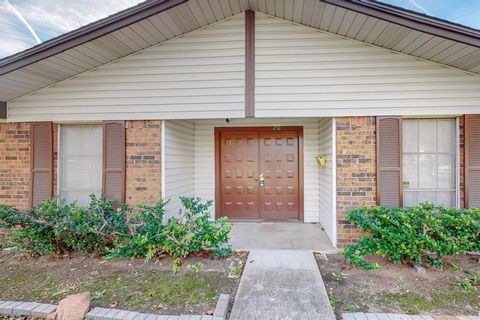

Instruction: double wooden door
[216,127,302,220]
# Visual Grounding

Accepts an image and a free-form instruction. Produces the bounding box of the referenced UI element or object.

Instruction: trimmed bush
[343,203,480,269]
[162,197,232,267]
[0,195,232,267]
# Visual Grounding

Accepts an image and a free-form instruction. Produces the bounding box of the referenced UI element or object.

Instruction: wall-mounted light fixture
[316,154,327,167]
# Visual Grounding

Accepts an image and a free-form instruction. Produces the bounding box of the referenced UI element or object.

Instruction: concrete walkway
[229,222,336,252]
[230,249,335,320]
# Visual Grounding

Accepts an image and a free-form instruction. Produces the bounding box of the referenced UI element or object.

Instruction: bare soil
[0,250,247,316]
[316,254,480,317]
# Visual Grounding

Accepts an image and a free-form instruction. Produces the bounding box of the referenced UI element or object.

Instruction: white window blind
[59,125,103,206]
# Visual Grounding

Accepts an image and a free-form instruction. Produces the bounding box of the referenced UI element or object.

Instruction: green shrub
[107,200,168,259]
[0,195,129,255]
[343,203,480,269]
[0,196,232,266]
[162,197,232,267]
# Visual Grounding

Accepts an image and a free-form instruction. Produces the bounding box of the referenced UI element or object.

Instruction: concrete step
[230,249,335,320]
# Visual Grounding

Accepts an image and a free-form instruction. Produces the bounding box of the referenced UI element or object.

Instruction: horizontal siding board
[255,13,480,118]
[318,118,334,244]
[8,14,245,122]
[164,120,195,218]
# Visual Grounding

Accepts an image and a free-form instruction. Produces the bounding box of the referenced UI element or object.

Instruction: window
[403,119,457,207]
[59,125,103,206]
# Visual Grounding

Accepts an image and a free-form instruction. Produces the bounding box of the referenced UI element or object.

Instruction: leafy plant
[0,195,232,268]
[331,272,348,283]
[327,287,340,310]
[187,262,205,274]
[162,197,232,269]
[107,200,168,259]
[228,261,245,278]
[343,203,480,269]
[452,267,480,292]
[0,195,132,255]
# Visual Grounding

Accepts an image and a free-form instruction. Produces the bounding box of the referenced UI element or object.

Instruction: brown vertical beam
[0,101,6,119]
[245,10,255,118]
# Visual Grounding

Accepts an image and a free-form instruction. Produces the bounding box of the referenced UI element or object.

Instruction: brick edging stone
[86,293,229,320]
[0,300,57,318]
[0,294,230,320]
[342,313,480,320]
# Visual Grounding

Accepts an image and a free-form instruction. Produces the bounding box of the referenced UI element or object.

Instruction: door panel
[218,128,301,220]
[259,131,299,219]
[220,132,259,218]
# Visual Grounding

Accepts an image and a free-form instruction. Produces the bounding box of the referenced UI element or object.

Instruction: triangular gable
[7,11,480,121]
[8,13,246,122]
[254,13,480,117]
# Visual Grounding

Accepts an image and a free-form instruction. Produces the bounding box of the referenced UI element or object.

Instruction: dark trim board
[245,10,255,118]
[0,101,6,119]
[214,126,304,221]
[323,0,480,48]
[0,0,187,75]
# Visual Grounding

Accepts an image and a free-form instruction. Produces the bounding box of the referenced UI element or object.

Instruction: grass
[86,272,221,311]
[317,254,480,315]
[0,253,246,315]
[377,289,480,314]
[0,269,227,312]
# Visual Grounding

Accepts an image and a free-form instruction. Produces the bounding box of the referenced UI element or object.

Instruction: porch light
[316,154,327,167]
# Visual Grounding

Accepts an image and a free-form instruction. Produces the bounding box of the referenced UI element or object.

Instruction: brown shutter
[376,116,402,208]
[465,115,480,208]
[30,122,53,207]
[102,120,126,206]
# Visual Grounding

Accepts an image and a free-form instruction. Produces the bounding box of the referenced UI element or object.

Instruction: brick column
[336,117,377,247]
[125,120,162,208]
[0,123,31,210]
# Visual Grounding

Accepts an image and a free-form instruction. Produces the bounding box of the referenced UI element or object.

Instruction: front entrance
[215,127,303,220]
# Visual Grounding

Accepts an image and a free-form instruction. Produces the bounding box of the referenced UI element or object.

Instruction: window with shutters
[59,125,103,206]
[402,119,457,207]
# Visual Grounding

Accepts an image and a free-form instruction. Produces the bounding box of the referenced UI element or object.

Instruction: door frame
[214,126,304,221]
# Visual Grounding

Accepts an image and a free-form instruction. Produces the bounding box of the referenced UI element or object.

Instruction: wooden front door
[216,127,303,220]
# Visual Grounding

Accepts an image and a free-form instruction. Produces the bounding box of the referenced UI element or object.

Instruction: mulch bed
[316,253,480,316]
[0,250,247,316]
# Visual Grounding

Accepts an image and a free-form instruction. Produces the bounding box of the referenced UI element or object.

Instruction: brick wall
[1,121,162,210]
[0,123,31,210]
[336,117,377,247]
[125,120,162,208]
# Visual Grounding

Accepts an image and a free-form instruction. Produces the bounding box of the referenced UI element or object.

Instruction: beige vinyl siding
[7,14,245,122]
[193,118,323,223]
[164,120,195,218]
[318,118,336,246]
[255,13,480,117]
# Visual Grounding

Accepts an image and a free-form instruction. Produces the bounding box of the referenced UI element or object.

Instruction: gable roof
[1,0,480,102]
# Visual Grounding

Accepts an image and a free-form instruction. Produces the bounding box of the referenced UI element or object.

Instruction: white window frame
[402,117,460,208]
[57,123,103,205]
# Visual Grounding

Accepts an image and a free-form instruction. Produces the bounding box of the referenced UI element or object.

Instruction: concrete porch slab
[229,222,336,252]
[229,249,335,320]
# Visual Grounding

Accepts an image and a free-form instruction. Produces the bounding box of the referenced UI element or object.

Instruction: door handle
[259,173,265,187]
